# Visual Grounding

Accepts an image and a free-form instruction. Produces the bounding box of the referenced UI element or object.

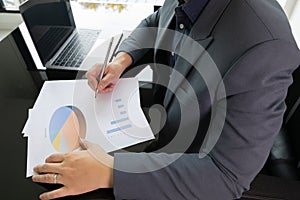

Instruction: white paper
[22,109,32,137]
[24,78,154,177]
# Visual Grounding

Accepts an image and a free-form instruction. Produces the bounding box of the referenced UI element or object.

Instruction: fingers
[87,61,124,94]
[86,64,102,90]
[101,83,115,93]
[97,73,114,91]
[87,78,98,91]
[86,64,115,93]
[33,163,61,174]
[45,154,65,163]
[39,187,69,200]
[32,173,61,185]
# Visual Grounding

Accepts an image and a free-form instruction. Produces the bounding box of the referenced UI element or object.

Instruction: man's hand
[86,52,133,94]
[32,147,113,200]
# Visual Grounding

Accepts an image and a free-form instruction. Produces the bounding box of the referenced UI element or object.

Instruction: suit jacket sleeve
[113,40,300,200]
[117,8,160,66]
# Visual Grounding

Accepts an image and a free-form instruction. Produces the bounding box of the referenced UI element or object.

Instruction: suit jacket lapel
[163,37,213,107]
[155,0,178,50]
[163,0,232,108]
[190,0,232,40]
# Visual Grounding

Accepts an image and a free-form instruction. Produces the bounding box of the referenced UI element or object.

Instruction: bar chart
[106,98,132,134]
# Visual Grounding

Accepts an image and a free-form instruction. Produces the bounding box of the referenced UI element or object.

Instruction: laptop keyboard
[52,29,100,68]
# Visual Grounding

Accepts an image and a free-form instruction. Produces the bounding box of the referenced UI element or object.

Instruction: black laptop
[19,0,101,71]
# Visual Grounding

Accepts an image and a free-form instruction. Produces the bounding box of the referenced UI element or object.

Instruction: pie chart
[49,106,86,152]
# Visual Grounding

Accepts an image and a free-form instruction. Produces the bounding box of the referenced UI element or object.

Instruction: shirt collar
[177,0,209,24]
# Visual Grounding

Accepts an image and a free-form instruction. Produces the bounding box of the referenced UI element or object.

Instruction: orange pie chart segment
[49,106,86,152]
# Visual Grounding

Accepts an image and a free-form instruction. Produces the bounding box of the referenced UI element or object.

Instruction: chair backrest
[267,65,300,180]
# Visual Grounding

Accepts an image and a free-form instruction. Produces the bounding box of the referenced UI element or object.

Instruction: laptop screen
[20,0,75,65]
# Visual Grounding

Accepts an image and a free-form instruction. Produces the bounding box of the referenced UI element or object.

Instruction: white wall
[277,0,288,7]
[278,0,300,47]
[289,0,300,46]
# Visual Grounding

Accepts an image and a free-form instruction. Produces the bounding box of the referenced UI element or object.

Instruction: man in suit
[32,0,300,199]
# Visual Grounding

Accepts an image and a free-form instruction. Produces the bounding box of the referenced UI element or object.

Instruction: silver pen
[95,37,114,98]
[109,33,123,63]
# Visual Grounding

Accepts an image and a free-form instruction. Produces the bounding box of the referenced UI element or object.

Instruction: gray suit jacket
[114,0,300,199]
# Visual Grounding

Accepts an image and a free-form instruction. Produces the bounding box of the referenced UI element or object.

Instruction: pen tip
[95,89,98,98]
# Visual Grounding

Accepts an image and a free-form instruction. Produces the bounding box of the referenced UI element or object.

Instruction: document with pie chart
[23,78,154,177]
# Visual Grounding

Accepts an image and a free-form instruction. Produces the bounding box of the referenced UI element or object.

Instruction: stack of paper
[22,78,154,177]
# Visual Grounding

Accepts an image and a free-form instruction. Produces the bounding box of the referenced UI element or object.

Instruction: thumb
[98,73,114,90]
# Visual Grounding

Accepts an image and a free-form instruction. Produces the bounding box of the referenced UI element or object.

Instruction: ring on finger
[53,174,58,184]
